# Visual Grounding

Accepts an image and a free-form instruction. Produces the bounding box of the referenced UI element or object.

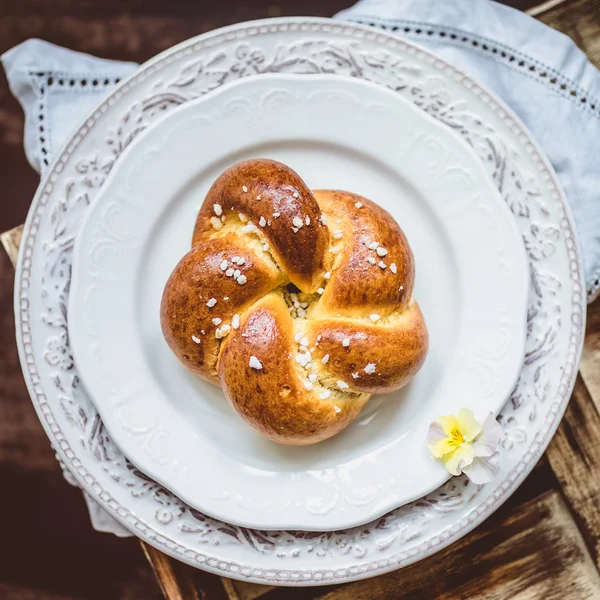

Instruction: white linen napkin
[3,0,600,537]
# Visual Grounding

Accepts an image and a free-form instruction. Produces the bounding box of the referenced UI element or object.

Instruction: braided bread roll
[161,159,428,445]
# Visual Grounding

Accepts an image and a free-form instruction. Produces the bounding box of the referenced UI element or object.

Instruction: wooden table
[2,0,600,598]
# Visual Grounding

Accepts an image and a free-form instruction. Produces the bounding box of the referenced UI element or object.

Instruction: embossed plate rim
[14,17,585,585]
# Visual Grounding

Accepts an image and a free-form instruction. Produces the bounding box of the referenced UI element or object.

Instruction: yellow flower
[427,409,502,483]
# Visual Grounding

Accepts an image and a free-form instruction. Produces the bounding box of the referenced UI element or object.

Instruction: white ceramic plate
[15,18,584,583]
[68,74,528,531]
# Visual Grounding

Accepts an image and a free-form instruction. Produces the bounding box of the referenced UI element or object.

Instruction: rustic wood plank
[532,0,600,66]
[141,542,230,600]
[527,0,571,17]
[265,491,600,600]
[579,299,600,414]
[546,373,600,569]
[0,224,23,267]
[222,579,273,600]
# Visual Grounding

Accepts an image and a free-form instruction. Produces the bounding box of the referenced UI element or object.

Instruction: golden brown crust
[160,234,285,383]
[193,159,330,292]
[303,303,429,394]
[218,293,369,445]
[311,190,414,316]
[160,159,428,445]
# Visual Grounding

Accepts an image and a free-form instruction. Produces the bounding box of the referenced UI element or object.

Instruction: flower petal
[436,415,462,437]
[426,420,446,445]
[427,421,452,458]
[471,413,502,458]
[461,452,500,484]
[457,408,481,443]
[430,437,459,459]
[443,444,474,476]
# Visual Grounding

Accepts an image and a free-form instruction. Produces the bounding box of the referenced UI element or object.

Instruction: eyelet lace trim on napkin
[28,71,122,170]
[352,18,600,119]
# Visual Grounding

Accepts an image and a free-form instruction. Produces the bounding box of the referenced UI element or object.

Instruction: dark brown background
[0,0,559,598]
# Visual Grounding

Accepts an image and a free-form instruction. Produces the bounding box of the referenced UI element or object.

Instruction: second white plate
[68,74,528,531]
